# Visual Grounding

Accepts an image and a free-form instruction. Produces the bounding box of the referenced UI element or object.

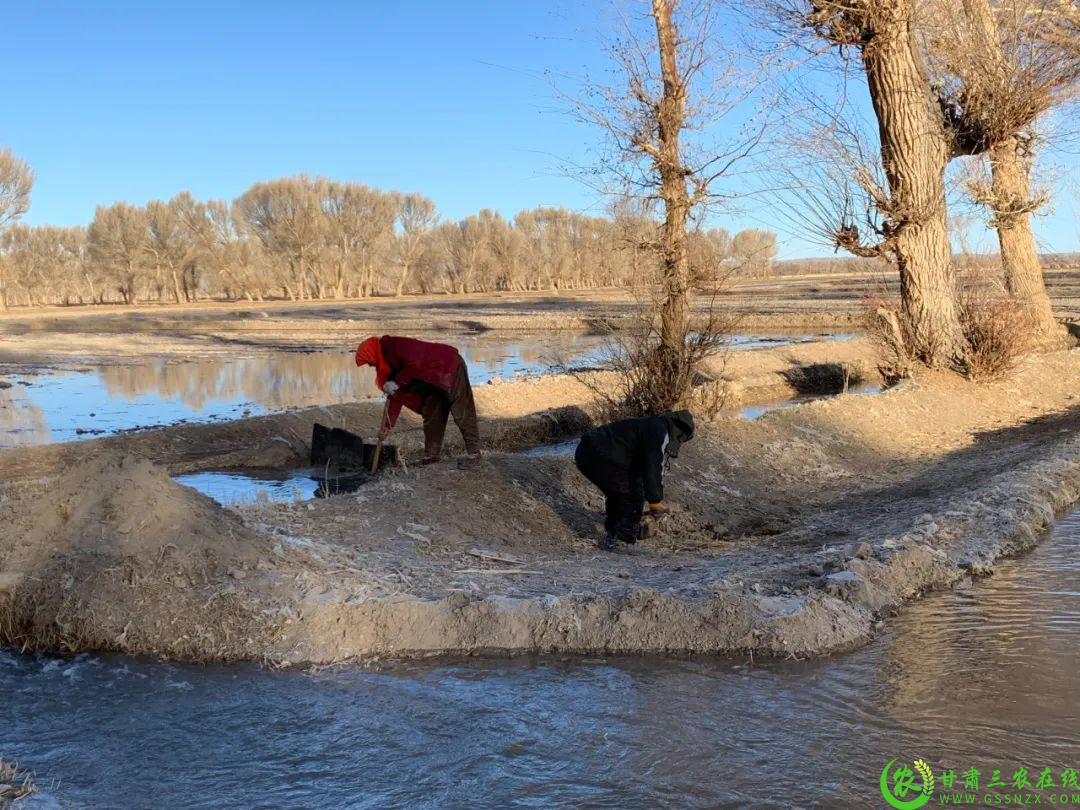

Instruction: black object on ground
[310,423,398,473]
[313,471,369,498]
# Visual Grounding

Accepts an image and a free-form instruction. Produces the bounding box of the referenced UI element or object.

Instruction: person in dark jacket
[574,410,695,550]
[355,335,481,464]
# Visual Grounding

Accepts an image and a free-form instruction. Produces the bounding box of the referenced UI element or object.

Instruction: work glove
[382,381,400,396]
[644,502,669,518]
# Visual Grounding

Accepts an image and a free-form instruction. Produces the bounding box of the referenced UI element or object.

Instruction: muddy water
[3,510,1078,808]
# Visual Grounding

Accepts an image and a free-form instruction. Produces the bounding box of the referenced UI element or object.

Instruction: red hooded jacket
[356,336,463,428]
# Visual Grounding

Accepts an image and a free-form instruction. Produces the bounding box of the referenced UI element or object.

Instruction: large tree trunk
[960,0,1060,342]
[862,0,966,367]
[396,262,410,297]
[989,137,1059,339]
[653,0,692,375]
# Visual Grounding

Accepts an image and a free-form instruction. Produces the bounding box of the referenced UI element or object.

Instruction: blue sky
[6,0,1078,259]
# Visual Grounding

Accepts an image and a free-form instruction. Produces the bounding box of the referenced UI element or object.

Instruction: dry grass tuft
[956,282,1031,381]
[865,278,1031,383]
[559,296,738,420]
[0,758,36,805]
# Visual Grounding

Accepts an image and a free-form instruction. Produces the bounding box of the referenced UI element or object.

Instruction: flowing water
[3,509,1078,808]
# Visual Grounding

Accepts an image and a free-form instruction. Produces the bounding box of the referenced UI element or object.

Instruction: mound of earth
[0,454,295,661]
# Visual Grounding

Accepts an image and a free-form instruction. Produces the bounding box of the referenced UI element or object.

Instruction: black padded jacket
[577,410,695,503]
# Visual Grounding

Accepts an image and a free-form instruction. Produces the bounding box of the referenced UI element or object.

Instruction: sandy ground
[2,320,1080,662]
[2,282,1080,662]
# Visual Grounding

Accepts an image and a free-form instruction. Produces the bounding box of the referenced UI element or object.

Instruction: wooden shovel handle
[372,398,390,473]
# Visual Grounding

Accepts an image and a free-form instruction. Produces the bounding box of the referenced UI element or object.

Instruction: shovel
[371,398,391,473]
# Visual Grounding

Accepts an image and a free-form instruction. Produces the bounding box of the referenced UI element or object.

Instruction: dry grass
[956,282,1031,381]
[865,278,1030,383]
[560,289,739,419]
[0,758,35,805]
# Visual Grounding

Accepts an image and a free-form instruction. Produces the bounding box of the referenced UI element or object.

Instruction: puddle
[521,438,580,457]
[172,469,321,506]
[0,333,852,449]
[3,507,1078,807]
[740,383,882,420]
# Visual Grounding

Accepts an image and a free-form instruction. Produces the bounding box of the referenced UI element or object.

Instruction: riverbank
[2,335,1080,662]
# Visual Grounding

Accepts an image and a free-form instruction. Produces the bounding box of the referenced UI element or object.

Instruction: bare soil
[2,287,1080,663]
[2,270,1076,367]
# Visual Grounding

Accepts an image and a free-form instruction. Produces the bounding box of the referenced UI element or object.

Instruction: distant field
[0,266,1076,342]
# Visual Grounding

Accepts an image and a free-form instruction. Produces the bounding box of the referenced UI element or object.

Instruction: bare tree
[321,180,364,299]
[731,227,778,276]
[145,199,190,303]
[775,0,969,367]
[88,203,149,304]
[234,177,323,301]
[486,212,526,291]
[172,193,255,301]
[572,0,765,410]
[0,167,775,307]
[0,148,34,310]
[3,225,83,306]
[929,0,1080,340]
[0,148,33,232]
[441,215,490,294]
[1031,0,1080,53]
[345,185,396,298]
[393,193,438,296]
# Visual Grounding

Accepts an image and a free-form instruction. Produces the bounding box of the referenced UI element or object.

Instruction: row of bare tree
[591,0,1080,413]
[769,0,1080,362]
[0,167,778,308]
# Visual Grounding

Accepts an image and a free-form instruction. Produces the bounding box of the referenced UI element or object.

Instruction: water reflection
[173,469,320,505]
[0,333,852,449]
[97,352,378,411]
[0,337,608,449]
[0,384,50,447]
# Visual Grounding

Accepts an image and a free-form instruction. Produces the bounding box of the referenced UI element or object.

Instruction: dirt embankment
[3,336,1080,663]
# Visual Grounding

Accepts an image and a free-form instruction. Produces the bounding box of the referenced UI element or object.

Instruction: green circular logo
[880,757,934,809]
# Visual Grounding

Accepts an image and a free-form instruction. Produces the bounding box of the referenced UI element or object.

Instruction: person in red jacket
[355,335,481,465]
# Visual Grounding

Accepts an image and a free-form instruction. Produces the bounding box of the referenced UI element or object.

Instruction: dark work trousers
[574,439,644,543]
[419,360,480,458]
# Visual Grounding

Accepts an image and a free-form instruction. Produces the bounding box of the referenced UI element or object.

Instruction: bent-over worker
[355,335,481,465]
[574,410,695,550]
